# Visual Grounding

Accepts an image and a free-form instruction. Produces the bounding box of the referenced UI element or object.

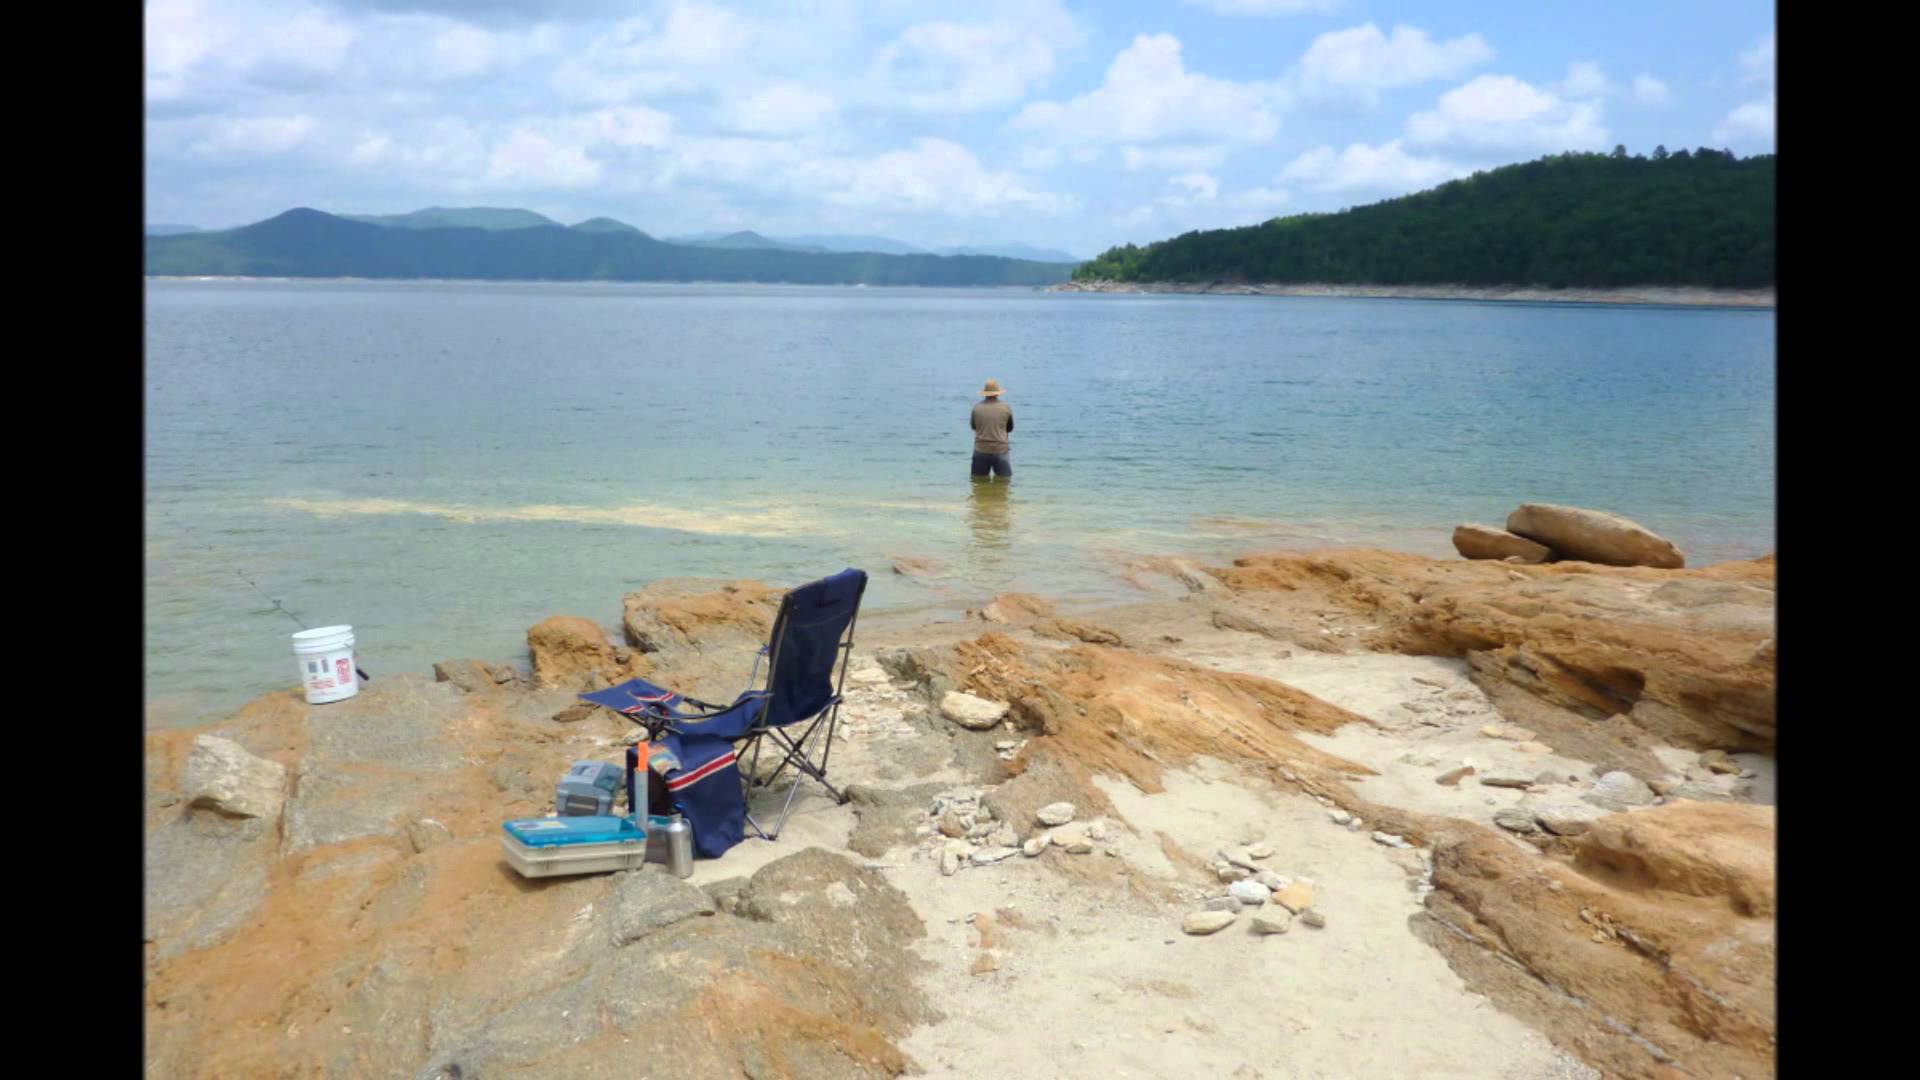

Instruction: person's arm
[970,407,978,432]
[1006,411,1013,434]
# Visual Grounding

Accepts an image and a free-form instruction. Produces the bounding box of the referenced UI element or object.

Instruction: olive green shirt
[970,398,1014,454]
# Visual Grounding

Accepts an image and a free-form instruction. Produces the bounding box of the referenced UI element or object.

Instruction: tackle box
[500,814,648,878]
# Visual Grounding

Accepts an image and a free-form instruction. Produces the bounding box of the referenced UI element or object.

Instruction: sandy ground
[700,649,1604,1079]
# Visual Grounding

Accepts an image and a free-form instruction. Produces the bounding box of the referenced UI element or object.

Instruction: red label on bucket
[336,658,352,683]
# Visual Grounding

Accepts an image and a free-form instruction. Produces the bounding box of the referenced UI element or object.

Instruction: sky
[145,0,1777,257]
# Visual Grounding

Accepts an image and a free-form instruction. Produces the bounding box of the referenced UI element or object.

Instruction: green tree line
[1076,148,1775,289]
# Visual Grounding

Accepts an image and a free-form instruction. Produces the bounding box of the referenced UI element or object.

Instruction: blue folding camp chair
[579,568,868,849]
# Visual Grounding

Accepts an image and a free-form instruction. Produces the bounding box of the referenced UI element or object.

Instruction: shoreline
[144,540,1776,1078]
[1049,279,1777,309]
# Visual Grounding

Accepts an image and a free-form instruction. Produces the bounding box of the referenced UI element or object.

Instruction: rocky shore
[145,544,1775,1078]
[1049,279,1777,309]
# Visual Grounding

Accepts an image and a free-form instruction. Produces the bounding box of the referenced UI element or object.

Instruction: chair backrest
[760,568,867,728]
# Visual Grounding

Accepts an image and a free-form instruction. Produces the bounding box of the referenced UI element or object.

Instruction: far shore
[1050,279,1777,309]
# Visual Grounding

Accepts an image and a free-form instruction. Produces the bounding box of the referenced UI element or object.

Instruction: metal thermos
[648,814,694,878]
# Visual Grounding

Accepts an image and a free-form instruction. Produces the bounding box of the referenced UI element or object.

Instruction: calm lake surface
[145,280,1775,728]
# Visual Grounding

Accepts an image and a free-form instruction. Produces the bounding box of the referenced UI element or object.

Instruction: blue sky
[145,0,1776,257]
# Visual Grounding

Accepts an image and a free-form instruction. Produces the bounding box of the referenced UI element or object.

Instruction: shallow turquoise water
[144,280,1775,727]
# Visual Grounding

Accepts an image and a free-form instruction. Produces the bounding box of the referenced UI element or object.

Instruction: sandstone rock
[1514,741,1552,754]
[527,615,647,691]
[1436,766,1475,786]
[1272,883,1314,914]
[432,659,499,694]
[1251,911,1292,935]
[847,664,889,687]
[1300,909,1326,929]
[1246,842,1273,860]
[1480,723,1536,741]
[183,735,287,820]
[1060,838,1094,855]
[550,703,595,724]
[941,850,961,876]
[938,808,971,839]
[1452,524,1551,563]
[405,818,452,853]
[1506,503,1685,569]
[1700,749,1740,775]
[1035,802,1076,827]
[1216,865,1251,883]
[620,578,782,657]
[940,691,1010,731]
[970,952,1000,976]
[1183,910,1237,935]
[608,868,716,947]
[1021,837,1048,857]
[1228,880,1271,906]
[1493,809,1539,834]
[989,825,1019,848]
[1585,770,1659,810]
[1532,802,1603,837]
[485,662,519,684]
[1667,781,1740,803]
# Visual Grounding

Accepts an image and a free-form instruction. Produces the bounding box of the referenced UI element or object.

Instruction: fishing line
[163,513,371,682]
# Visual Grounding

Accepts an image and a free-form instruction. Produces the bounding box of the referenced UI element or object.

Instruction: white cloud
[1011,34,1283,148]
[1740,31,1775,85]
[1406,74,1608,153]
[870,2,1083,112]
[1229,186,1292,213]
[1295,23,1493,100]
[486,126,603,189]
[1559,60,1610,100]
[1631,73,1670,106]
[188,115,318,158]
[1121,145,1230,172]
[1179,0,1345,14]
[721,84,836,135]
[551,3,757,104]
[1715,92,1774,146]
[829,138,1070,216]
[145,0,357,103]
[1715,33,1775,148]
[1170,172,1220,200]
[1279,139,1466,193]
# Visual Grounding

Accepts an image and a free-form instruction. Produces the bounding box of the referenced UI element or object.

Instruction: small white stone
[1328,810,1353,826]
[1183,910,1237,935]
[1088,820,1109,841]
[1228,880,1271,906]
[1036,802,1077,827]
[1246,843,1273,860]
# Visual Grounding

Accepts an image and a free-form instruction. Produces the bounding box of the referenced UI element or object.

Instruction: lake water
[145,280,1775,728]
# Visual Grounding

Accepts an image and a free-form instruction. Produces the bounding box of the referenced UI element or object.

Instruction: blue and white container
[500,815,648,878]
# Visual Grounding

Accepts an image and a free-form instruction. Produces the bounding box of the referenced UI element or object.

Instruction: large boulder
[1451,524,1551,563]
[526,615,649,691]
[620,578,782,655]
[1506,503,1685,569]
[606,868,716,947]
[183,735,287,820]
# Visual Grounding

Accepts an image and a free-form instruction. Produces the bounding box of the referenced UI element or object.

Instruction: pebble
[940,851,960,876]
[1255,871,1290,892]
[1088,821,1109,842]
[1036,802,1077,827]
[1272,883,1315,914]
[1346,818,1365,832]
[990,825,1019,848]
[1216,865,1252,883]
[1250,911,1292,935]
[1060,838,1094,855]
[1328,810,1352,826]
[1203,895,1243,913]
[1370,831,1406,847]
[1246,843,1273,860]
[1479,772,1535,789]
[1300,909,1327,929]
[1435,766,1474,786]
[1183,910,1237,935]
[1021,837,1048,857]
[1228,880,1271,906]
[970,846,1019,866]
[1493,809,1539,834]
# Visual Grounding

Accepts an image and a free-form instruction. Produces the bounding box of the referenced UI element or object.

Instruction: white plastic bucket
[292,625,359,705]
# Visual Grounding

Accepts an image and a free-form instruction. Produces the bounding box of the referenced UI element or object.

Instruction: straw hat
[981,378,1005,397]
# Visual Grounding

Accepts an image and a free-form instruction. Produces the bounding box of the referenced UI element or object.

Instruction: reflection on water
[964,478,1013,578]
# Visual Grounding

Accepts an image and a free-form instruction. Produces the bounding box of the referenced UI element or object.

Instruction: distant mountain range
[144,208,1077,286]
[148,207,1086,265]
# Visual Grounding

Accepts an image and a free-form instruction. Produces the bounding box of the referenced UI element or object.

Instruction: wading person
[970,379,1014,481]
